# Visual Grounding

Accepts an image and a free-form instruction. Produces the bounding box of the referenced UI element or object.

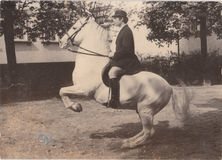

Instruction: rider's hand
[108,55,114,59]
[108,52,114,58]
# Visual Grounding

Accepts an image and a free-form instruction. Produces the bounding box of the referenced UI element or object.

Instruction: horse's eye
[73,27,77,30]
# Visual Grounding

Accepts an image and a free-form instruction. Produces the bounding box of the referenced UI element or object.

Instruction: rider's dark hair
[122,16,128,23]
[117,16,128,23]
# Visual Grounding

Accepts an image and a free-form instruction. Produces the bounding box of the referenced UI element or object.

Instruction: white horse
[59,16,190,149]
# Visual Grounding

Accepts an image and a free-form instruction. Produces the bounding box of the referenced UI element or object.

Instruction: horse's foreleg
[59,86,87,112]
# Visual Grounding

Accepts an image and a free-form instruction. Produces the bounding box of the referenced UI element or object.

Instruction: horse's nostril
[59,40,64,48]
[59,40,63,46]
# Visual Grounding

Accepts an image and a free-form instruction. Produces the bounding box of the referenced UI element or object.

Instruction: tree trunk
[177,38,180,57]
[200,15,207,58]
[199,14,208,84]
[2,1,16,84]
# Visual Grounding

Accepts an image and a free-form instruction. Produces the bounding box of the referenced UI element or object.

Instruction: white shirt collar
[118,24,127,32]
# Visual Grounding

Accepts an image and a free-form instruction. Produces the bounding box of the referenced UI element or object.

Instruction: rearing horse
[59,17,190,148]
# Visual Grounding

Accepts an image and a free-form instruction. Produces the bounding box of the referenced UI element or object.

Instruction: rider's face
[112,17,123,27]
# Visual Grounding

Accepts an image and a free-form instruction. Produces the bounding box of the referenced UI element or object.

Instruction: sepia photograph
[0,0,222,159]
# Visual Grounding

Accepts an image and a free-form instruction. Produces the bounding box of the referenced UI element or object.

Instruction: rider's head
[112,9,128,27]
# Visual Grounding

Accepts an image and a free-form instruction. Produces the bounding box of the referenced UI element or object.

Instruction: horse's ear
[77,15,82,19]
[100,23,111,29]
[88,16,95,21]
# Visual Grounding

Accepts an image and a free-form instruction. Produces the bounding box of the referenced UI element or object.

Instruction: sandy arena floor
[0,85,222,159]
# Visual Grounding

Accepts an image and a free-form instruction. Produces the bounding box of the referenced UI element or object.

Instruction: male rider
[108,9,141,108]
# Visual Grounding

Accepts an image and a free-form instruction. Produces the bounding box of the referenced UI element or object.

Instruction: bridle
[64,16,109,58]
[66,16,89,44]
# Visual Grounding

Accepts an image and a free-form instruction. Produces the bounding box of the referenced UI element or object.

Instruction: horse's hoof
[121,142,129,149]
[122,139,130,144]
[121,140,133,149]
[69,103,82,112]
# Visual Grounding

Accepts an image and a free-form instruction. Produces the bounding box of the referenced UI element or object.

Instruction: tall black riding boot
[108,78,120,109]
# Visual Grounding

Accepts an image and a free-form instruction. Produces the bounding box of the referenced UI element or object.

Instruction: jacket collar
[119,24,127,32]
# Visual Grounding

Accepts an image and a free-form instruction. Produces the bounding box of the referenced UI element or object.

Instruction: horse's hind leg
[122,113,144,145]
[122,105,155,148]
[122,130,144,149]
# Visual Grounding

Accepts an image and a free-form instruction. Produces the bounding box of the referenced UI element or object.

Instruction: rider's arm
[113,29,134,60]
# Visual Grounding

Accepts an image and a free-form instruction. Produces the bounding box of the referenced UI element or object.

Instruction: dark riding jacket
[110,25,141,72]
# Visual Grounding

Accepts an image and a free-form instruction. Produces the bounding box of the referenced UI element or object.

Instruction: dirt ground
[0,85,222,159]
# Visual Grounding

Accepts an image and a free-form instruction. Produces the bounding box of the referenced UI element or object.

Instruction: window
[41,33,59,45]
[14,20,32,45]
[14,33,29,41]
[190,19,200,36]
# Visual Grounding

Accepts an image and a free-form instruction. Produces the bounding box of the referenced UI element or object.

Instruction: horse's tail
[171,83,191,126]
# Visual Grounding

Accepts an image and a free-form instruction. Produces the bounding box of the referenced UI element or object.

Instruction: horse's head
[59,17,90,49]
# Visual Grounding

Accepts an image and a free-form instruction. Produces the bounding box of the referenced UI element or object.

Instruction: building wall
[180,34,222,55]
[0,36,76,99]
[0,36,76,64]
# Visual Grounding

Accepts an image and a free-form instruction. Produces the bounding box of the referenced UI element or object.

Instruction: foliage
[141,55,174,81]
[140,2,222,46]
[141,50,222,85]
[33,1,80,41]
[13,1,83,41]
[1,1,112,41]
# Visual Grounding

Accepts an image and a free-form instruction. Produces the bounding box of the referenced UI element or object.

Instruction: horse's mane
[81,19,110,55]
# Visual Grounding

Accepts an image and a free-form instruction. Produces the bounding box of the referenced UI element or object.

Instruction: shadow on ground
[90,98,222,159]
[0,86,61,104]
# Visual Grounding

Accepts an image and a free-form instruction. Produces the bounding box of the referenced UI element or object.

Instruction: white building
[180,34,222,55]
[0,35,76,64]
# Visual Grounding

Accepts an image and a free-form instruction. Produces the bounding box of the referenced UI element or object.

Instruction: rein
[67,48,109,58]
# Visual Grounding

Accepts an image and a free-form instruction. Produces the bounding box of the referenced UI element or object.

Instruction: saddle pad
[102,62,112,87]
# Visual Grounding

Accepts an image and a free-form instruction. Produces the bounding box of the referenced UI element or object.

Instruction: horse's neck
[72,25,109,93]
[78,35,109,72]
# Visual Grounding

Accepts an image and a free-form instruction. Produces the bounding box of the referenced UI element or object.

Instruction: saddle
[102,61,141,87]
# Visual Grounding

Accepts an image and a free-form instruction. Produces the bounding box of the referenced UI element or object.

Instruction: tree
[12,1,81,42]
[1,1,17,84]
[6,1,112,42]
[0,1,113,85]
[0,1,78,86]
[140,1,222,83]
[140,1,222,56]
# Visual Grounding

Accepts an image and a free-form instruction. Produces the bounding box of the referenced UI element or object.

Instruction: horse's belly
[119,75,143,103]
[119,72,171,105]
